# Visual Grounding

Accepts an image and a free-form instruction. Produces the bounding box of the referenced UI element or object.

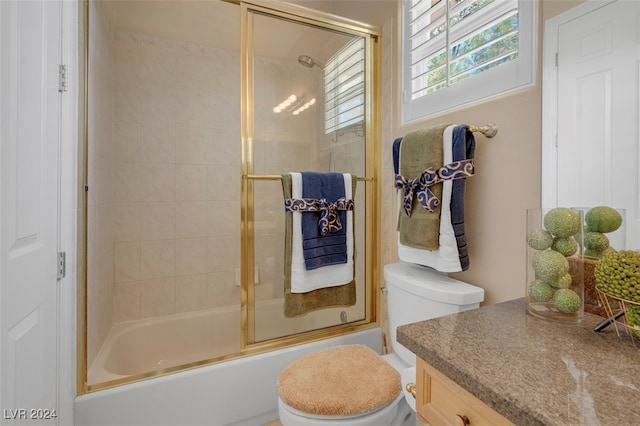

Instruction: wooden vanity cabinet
[415,357,514,426]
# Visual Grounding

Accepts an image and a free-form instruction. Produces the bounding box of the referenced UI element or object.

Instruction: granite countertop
[397,298,640,426]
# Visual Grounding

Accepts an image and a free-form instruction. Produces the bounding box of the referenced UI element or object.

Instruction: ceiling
[100,0,353,63]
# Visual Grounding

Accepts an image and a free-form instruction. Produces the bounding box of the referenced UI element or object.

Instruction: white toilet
[277,261,485,425]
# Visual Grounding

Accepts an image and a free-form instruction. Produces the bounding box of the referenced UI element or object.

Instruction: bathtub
[77,300,379,425]
[88,304,242,384]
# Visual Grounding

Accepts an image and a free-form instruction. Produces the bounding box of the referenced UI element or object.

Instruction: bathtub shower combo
[77,0,381,423]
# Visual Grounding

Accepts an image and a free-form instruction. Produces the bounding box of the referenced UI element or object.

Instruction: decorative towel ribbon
[285,197,354,236]
[395,159,474,216]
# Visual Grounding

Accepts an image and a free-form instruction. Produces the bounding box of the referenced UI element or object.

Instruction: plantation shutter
[408,0,519,100]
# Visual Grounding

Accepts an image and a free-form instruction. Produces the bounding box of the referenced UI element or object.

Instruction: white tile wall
[87,0,115,368]
[111,31,248,322]
[107,28,366,330]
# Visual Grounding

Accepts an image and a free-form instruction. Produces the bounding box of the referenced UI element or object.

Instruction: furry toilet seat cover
[277,344,401,417]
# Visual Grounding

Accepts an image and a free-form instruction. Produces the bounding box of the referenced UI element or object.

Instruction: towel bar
[469,123,498,138]
[242,124,496,182]
[242,174,373,181]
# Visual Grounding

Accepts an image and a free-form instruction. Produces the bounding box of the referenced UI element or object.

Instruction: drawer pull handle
[406,383,416,399]
[454,414,470,426]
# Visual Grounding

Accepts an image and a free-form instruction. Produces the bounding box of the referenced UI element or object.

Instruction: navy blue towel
[392,137,402,174]
[301,172,348,270]
[451,125,475,271]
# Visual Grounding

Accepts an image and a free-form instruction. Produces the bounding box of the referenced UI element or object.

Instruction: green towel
[397,125,449,250]
[281,174,356,317]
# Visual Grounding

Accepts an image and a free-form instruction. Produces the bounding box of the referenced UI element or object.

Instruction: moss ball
[625,303,640,337]
[584,249,603,258]
[585,206,623,233]
[584,232,610,252]
[546,273,572,289]
[557,273,573,289]
[549,272,573,288]
[553,289,581,313]
[529,280,554,302]
[586,246,617,258]
[544,208,582,238]
[527,229,553,250]
[551,237,578,257]
[594,250,640,302]
[532,250,570,280]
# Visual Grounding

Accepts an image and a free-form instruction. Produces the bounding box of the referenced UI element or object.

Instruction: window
[402,0,535,122]
[325,37,365,134]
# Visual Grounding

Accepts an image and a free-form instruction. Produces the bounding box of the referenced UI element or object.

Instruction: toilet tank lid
[383,262,484,306]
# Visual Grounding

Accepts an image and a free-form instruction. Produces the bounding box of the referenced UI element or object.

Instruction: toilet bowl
[277,261,484,425]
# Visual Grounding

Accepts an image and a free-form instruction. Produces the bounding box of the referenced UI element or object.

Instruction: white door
[1,0,61,424]
[553,0,640,250]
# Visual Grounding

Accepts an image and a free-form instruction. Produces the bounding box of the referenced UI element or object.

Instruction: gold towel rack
[469,123,498,138]
[242,124,497,182]
[242,174,373,181]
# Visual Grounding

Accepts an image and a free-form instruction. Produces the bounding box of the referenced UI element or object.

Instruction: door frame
[59,0,80,420]
[541,0,617,208]
[0,0,78,423]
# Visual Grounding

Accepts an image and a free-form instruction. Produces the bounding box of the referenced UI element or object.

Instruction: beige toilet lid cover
[277,344,401,416]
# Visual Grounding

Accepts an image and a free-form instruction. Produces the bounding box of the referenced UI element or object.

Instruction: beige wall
[333,0,586,306]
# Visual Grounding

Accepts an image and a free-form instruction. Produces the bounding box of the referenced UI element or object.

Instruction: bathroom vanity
[397,298,640,426]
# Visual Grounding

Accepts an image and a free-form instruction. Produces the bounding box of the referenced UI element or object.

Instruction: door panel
[1,0,61,422]
[556,0,640,250]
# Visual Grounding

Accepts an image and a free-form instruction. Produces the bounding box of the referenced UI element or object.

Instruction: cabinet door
[416,358,513,426]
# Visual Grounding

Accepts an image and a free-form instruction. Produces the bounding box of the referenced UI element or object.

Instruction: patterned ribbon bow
[284,197,355,235]
[395,159,475,216]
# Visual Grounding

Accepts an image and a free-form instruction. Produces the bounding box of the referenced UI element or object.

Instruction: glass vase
[526,208,584,323]
[572,207,626,318]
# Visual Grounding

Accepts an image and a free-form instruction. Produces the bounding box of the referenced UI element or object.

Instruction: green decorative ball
[585,206,623,233]
[585,249,604,258]
[594,250,640,303]
[625,303,640,337]
[529,280,554,302]
[552,289,581,313]
[584,232,610,252]
[557,273,573,289]
[551,237,578,257]
[532,250,570,280]
[527,229,553,250]
[543,208,582,238]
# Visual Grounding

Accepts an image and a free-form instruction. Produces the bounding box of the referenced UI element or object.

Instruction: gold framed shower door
[78,0,381,394]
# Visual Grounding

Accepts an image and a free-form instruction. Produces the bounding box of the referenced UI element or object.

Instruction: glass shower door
[242,6,372,344]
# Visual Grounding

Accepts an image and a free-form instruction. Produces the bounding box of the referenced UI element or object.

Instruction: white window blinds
[324,37,365,134]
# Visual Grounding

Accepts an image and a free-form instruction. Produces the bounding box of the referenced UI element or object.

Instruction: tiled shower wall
[87,0,115,368]
[110,30,319,322]
[111,30,243,322]
[87,16,363,366]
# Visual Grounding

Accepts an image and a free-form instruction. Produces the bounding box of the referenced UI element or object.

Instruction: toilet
[277,261,485,425]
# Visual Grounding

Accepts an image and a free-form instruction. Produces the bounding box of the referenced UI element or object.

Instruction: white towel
[290,172,354,293]
[397,125,462,272]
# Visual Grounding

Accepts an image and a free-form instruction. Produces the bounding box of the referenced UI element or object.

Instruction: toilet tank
[384,262,484,366]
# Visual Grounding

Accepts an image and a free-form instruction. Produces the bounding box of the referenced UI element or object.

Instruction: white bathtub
[88,305,242,384]
[78,300,378,425]
[88,300,364,384]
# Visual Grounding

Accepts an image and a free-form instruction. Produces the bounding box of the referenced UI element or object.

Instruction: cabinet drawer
[416,358,514,426]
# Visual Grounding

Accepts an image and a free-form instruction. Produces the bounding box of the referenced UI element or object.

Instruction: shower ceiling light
[292,97,316,115]
[273,94,298,113]
[273,94,314,115]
